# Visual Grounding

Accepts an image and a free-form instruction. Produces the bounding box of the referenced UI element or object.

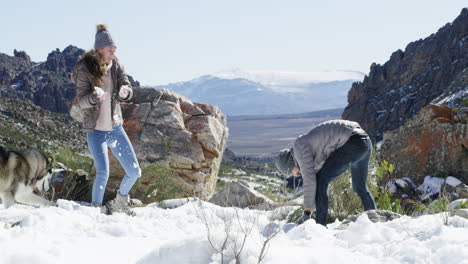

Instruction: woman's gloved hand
[92,86,106,103]
[119,85,131,100]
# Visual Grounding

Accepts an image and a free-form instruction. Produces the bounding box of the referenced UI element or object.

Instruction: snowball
[94,86,105,97]
[109,140,118,148]
[445,176,462,187]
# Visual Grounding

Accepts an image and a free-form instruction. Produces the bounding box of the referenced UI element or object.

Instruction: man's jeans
[86,124,141,205]
[315,133,376,225]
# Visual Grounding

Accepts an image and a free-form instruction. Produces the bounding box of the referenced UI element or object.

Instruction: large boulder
[104,88,229,202]
[380,104,468,184]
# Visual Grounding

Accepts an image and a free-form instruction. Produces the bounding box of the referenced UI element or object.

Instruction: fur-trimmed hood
[72,50,118,87]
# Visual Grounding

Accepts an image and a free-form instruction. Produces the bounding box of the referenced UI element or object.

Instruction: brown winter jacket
[72,50,133,132]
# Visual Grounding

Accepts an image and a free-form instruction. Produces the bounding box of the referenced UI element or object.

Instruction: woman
[274,119,376,226]
[72,24,141,215]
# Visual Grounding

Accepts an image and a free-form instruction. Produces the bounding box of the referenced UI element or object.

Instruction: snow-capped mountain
[214,68,365,90]
[151,69,365,116]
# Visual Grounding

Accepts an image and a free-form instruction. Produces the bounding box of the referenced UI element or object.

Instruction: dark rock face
[222,148,237,162]
[0,51,32,85]
[44,46,84,72]
[13,49,31,63]
[342,8,468,141]
[381,104,468,184]
[0,45,141,115]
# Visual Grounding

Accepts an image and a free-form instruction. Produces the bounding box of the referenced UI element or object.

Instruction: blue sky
[1,0,466,85]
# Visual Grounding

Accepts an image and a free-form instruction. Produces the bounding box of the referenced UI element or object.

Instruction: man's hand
[119,85,131,100]
[291,164,301,177]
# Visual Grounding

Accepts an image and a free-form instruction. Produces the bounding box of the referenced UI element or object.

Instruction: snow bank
[0,199,467,264]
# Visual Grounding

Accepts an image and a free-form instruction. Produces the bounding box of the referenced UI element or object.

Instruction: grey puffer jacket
[292,119,367,209]
[72,50,133,133]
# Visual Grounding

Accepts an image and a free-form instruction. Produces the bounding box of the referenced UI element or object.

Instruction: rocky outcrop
[13,49,31,63]
[380,104,468,184]
[105,88,229,201]
[222,148,237,162]
[342,8,468,141]
[44,46,84,72]
[0,51,32,85]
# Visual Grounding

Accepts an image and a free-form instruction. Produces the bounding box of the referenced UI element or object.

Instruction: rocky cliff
[343,8,468,141]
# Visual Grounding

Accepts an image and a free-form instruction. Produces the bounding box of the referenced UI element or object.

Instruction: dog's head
[23,149,54,193]
[34,155,53,193]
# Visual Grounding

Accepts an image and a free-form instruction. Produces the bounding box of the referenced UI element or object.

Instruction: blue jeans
[315,133,376,225]
[86,124,141,205]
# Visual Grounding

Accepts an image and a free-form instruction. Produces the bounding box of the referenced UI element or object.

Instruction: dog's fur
[0,145,55,208]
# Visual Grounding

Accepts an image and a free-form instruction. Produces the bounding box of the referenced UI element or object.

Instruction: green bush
[428,198,450,214]
[49,147,94,201]
[454,200,468,210]
[375,160,395,186]
[130,161,187,203]
[286,207,304,223]
[50,147,94,175]
[375,189,405,214]
[328,170,363,221]
[461,98,468,107]
[452,97,468,111]
[370,159,408,215]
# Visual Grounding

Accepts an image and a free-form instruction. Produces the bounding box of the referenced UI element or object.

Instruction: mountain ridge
[152,71,362,115]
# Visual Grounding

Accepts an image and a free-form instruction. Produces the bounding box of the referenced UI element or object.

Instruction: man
[274,119,376,226]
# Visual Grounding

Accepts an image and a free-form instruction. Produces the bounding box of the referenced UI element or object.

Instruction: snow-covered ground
[1,199,467,264]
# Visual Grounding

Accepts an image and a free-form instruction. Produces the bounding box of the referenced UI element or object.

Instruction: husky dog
[0,145,55,208]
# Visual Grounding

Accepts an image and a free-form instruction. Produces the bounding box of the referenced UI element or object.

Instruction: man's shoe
[296,210,312,225]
